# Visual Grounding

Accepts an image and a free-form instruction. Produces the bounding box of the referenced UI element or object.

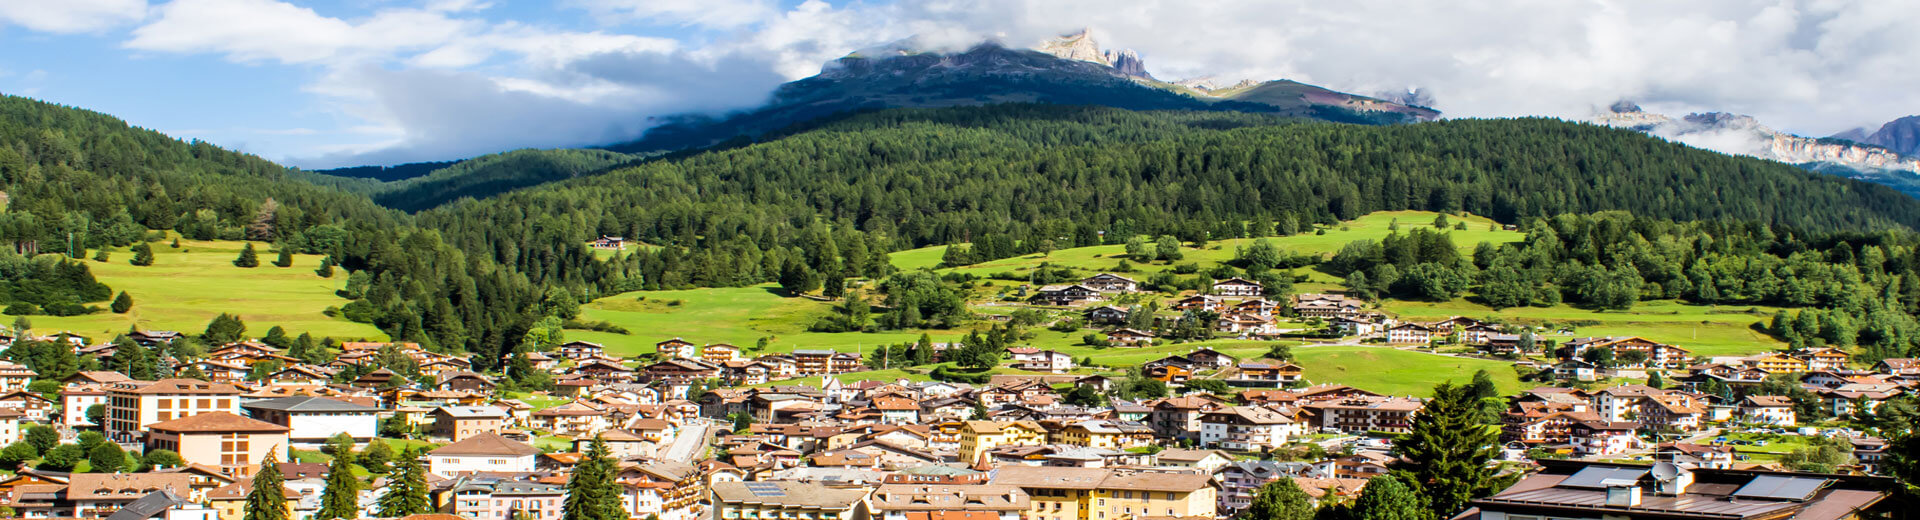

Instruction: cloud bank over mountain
[3,0,1915,167]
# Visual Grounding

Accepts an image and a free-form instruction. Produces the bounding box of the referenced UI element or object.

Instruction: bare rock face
[1593,107,1920,173]
[1105,49,1150,80]
[1035,28,1154,80]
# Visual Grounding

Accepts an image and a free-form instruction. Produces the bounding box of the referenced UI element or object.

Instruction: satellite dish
[1651,462,1679,482]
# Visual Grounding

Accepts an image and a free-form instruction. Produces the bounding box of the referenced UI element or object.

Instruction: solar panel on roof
[1558,466,1650,489]
[744,482,786,497]
[1732,475,1827,501]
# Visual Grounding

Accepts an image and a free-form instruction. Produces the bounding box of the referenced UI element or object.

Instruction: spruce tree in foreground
[234,243,259,268]
[1391,382,1501,516]
[375,448,429,516]
[272,246,293,267]
[316,451,360,520]
[243,452,288,520]
[563,436,625,520]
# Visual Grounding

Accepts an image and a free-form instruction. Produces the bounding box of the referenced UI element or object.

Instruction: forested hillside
[417,104,1920,296]
[0,95,545,366]
[14,97,1920,371]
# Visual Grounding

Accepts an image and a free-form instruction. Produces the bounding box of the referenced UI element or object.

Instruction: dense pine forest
[12,95,1920,365]
[417,104,1920,296]
[0,95,545,367]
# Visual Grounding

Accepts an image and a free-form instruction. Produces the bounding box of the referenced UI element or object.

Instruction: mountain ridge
[604,35,1435,155]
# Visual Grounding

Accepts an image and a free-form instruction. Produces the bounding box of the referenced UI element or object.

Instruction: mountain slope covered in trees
[415,104,1920,298]
[0,95,546,367]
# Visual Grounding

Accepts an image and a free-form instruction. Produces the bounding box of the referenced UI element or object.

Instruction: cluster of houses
[0,305,1909,520]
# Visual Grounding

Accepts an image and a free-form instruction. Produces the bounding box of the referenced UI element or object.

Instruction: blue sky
[2,0,1915,168]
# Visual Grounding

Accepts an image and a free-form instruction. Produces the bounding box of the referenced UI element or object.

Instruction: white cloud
[89,0,1920,166]
[0,0,147,33]
[124,0,474,64]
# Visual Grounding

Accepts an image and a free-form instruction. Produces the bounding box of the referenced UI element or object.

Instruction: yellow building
[959,420,1048,463]
[990,466,1218,520]
[1055,420,1156,450]
[1745,353,1810,373]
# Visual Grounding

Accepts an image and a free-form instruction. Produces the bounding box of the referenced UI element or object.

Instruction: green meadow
[571,284,965,357]
[1382,299,1784,358]
[24,238,384,341]
[887,210,1524,277]
[1290,345,1526,397]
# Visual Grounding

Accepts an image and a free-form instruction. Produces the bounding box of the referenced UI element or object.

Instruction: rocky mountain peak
[1035,28,1154,80]
[1833,115,1920,157]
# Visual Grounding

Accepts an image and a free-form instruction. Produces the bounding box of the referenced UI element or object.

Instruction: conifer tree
[129,242,154,266]
[110,291,133,314]
[315,256,334,277]
[243,452,288,520]
[272,246,293,268]
[234,243,259,268]
[563,436,625,520]
[316,451,360,520]
[107,336,156,380]
[375,448,428,516]
[1391,382,1500,516]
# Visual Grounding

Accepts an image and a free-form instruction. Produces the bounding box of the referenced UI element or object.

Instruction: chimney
[1605,485,1642,507]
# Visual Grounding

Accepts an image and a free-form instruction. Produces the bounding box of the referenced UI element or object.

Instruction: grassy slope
[27,238,384,341]
[572,285,965,357]
[892,211,1520,290]
[1382,299,1784,358]
[1291,345,1524,397]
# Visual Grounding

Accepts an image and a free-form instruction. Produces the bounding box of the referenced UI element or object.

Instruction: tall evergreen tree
[272,246,294,268]
[563,436,625,520]
[107,336,156,380]
[234,243,260,268]
[1391,382,1501,516]
[243,452,288,520]
[375,448,429,516]
[316,451,360,520]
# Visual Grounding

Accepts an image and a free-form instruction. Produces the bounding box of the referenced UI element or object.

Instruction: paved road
[661,420,713,462]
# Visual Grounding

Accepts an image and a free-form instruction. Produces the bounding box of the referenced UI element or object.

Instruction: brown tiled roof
[148,412,290,433]
[113,379,242,395]
[66,473,192,500]
[428,432,540,457]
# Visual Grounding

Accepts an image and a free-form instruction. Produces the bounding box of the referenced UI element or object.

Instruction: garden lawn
[1382,299,1785,357]
[573,284,965,357]
[26,237,384,341]
[1291,345,1524,397]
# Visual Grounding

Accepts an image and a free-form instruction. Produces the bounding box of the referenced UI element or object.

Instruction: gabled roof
[242,396,381,413]
[147,412,290,433]
[428,432,541,457]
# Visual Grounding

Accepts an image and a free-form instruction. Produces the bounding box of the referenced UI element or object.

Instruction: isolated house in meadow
[1028,284,1104,306]
[1080,273,1140,293]
[1211,277,1263,298]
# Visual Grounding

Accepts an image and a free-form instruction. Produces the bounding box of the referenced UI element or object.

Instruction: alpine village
[5,13,1920,520]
